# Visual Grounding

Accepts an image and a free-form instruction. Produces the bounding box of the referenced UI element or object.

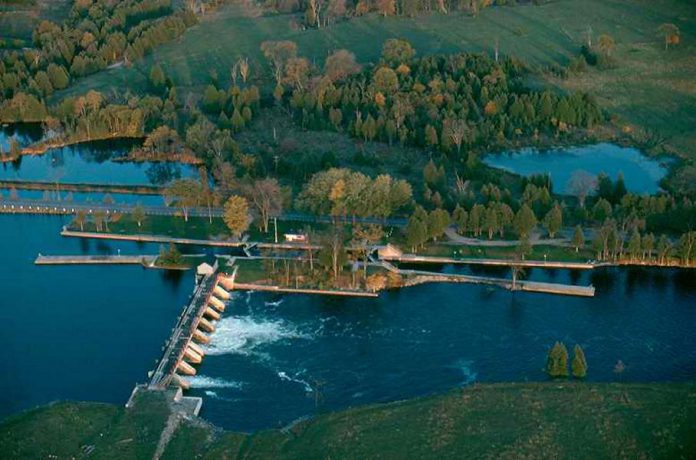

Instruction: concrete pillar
[184,347,203,364]
[187,341,205,357]
[177,360,196,376]
[218,275,235,290]
[198,317,215,333]
[208,296,226,312]
[204,307,220,321]
[213,285,230,300]
[193,329,210,344]
[172,374,191,390]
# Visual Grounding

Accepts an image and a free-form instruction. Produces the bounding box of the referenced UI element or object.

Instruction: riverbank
[0,179,164,195]
[18,133,144,157]
[1,382,693,459]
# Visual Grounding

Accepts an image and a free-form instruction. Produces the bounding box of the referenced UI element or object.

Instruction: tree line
[0,0,201,122]
[263,39,602,168]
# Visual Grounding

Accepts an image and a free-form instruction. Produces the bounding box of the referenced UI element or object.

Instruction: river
[2,214,693,431]
[0,133,693,432]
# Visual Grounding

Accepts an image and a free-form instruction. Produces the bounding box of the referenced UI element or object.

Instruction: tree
[373,67,399,94]
[678,232,695,266]
[324,50,360,82]
[543,203,563,238]
[656,234,672,265]
[547,342,569,378]
[484,206,499,239]
[376,0,396,17]
[381,39,415,65]
[658,23,680,50]
[159,243,183,266]
[74,210,87,231]
[628,229,641,261]
[592,198,613,222]
[572,225,585,252]
[223,195,249,238]
[452,205,468,234]
[241,178,283,233]
[406,212,428,251]
[260,40,298,84]
[571,345,588,378]
[93,210,106,232]
[149,64,167,92]
[513,204,537,239]
[319,227,347,283]
[132,205,146,228]
[598,34,615,57]
[164,179,203,222]
[47,64,70,90]
[427,209,450,241]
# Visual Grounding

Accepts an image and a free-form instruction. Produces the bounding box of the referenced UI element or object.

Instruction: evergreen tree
[543,203,563,238]
[547,342,569,378]
[571,344,588,378]
[572,225,585,252]
[513,204,537,238]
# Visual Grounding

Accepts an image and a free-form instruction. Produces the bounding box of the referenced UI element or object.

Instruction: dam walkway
[149,263,234,390]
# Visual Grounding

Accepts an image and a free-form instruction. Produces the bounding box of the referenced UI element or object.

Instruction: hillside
[1,383,695,459]
[56,0,695,193]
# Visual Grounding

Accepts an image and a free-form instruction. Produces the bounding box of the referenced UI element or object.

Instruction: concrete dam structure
[149,264,237,391]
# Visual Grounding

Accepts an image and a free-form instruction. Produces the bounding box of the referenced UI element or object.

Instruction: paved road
[0,198,408,226]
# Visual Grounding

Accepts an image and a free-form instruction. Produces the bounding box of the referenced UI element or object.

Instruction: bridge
[149,263,236,390]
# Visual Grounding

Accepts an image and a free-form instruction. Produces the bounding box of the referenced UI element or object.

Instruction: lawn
[1,383,694,458]
[0,0,72,42]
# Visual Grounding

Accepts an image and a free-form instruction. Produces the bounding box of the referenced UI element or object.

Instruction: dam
[148,263,237,394]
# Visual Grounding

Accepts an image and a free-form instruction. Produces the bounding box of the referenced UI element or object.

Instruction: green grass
[232,258,267,283]
[0,0,71,41]
[2,383,695,459]
[420,243,594,262]
[0,389,170,459]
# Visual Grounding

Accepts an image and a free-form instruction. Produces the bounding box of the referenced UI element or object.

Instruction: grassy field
[1,383,694,458]
[0,0,71,42]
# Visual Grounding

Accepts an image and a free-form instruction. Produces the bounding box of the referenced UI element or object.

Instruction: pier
[35,254,156,266]
[386,254,595,270]
[149,263,236,390]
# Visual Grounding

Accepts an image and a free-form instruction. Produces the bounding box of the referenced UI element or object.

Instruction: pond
[0,125,197,186]
[483,143,668,195]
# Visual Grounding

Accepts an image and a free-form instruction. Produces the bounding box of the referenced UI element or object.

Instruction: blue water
[483,143,668,194]
[0,214,194,419]
[0,126,197,186]
[191,266,696,432]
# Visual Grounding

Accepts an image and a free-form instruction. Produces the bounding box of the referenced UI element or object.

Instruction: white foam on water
[188,375,244,389]
[203,316,309,356]
[264,298,284,307]
[277,371,314,392]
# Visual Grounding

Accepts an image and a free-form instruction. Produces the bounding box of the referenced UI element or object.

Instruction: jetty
[35,254,156,266]
[386,254,595,270]
[398,267,595,297]
[232,282,379,298]
[149,263,236,391]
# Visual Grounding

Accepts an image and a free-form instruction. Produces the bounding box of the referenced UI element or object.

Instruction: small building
[377,244,403,260]
[196,262,215,277]
[284,233,307,243]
